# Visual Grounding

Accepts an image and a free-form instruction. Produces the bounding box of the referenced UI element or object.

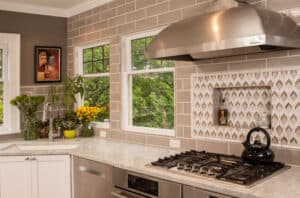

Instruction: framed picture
[35,46,61,83]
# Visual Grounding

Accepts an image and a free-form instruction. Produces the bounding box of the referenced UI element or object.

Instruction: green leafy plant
[83,77,109,122]
[59,112,80,131]
[36,120,49,128]
[10,95,45,117]
[10,95,45,140]
[61,120,78,130]
[53,116,63,130]
[63,76,84,112]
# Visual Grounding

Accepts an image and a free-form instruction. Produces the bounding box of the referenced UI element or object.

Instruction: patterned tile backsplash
[213,87,272,128]
[192,69,300,149]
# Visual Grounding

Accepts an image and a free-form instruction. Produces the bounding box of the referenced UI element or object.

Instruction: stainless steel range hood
[145,0,300,61]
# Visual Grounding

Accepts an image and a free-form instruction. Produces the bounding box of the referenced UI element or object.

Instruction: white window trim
[74,41,110,129]
[121,28,175,137]
[0,33,20,134]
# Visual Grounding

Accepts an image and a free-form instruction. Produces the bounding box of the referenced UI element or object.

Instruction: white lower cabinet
[0,156,32,198]
[0,155,71,198]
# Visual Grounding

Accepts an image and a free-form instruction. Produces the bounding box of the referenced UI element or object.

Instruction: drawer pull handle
[111,192,129,198]
[25,157,37,161]
[79,166,104,177]
[111,191,146,198]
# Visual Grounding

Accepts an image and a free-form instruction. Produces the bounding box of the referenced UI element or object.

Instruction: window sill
[124,126,175,137]
[0,127,21,135]
[92,122,110,129]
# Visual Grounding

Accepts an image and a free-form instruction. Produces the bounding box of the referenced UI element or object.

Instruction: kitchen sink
[16,143,80,151]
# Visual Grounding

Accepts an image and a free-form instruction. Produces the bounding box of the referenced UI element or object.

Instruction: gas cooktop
[150,150,285,186]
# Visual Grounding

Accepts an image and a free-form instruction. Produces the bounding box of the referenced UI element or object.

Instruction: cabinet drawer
[73,156,112,198]
[183,186,233,198]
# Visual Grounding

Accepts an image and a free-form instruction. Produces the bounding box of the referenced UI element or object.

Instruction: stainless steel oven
[112,167,181,198]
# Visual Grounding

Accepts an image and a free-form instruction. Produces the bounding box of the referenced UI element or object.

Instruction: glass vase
[23,116,38,140]
[80,122,94,137]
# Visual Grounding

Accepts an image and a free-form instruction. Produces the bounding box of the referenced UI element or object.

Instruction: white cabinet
[34,155,71,198]
[0,156,32,198]
[0,155,71,198]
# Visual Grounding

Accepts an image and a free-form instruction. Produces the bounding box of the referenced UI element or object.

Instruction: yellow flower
[76,106,101,123]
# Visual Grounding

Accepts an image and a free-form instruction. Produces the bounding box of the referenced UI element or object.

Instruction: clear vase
[80,122,94,137]
[23,116,38,140]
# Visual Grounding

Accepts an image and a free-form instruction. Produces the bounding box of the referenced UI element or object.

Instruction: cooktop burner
[150,150,285,186]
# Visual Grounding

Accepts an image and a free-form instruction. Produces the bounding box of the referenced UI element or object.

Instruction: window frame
[74,41,110,129]
[0,33,21,135]
[121,29,175,137]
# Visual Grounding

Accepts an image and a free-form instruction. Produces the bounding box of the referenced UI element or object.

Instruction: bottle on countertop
[218,98,228,126]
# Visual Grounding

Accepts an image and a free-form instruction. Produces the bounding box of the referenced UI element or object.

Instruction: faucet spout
[48,104,54,142]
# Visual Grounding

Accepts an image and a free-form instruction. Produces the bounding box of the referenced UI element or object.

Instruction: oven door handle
[111,191,147,198]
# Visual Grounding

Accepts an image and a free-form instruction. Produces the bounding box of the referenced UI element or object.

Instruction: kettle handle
[244,127,271,149]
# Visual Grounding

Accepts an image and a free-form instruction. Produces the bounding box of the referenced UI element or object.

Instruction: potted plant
[10,95,45,140]
[76,106,100,137]
[36,119,49,138]
[60,111,80,139]
[53,116,63,131]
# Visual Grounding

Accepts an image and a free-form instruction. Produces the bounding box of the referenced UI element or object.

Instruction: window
[0,33,20,134]
[75,43,110,125]
[122,30,175,136]
[0,49,3,124]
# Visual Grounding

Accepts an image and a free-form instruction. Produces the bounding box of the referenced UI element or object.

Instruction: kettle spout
[242,141,248,148]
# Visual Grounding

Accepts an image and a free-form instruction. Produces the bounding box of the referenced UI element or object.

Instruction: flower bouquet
[76,106,100,137]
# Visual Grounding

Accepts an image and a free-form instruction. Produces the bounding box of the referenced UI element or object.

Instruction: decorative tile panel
[192,69,300,148]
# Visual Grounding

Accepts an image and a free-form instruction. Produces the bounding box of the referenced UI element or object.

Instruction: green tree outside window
[82,45,110,122]
[0,49,3,124]
[130,36,175,129]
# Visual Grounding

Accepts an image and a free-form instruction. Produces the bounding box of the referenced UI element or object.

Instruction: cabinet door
[0,156,32,198]
[73,156,112,198]
[33,155,71,198]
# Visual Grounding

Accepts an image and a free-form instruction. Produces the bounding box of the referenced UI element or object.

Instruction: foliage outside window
[0,34,21,134]
[125,35,175,132]
[131,36,174,71]
[82,44,110,122]
[0,49,3,124]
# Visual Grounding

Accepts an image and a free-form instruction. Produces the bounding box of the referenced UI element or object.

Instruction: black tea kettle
[242,127,274,165]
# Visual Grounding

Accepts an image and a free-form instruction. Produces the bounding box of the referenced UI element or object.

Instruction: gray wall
[0,11,67,85]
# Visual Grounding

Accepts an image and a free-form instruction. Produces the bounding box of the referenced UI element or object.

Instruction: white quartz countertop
[0,138,299,198]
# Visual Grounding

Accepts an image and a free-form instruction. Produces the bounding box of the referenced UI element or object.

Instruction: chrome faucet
[48,104,54,141]
[48,113,54,141]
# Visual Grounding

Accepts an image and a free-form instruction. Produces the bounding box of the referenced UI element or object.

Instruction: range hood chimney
[145,0,300,61]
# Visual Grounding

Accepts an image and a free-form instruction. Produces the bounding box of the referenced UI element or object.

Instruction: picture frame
[34,46,61,83]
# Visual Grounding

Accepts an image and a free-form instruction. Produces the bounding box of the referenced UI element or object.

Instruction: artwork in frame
[35,46,61,83]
